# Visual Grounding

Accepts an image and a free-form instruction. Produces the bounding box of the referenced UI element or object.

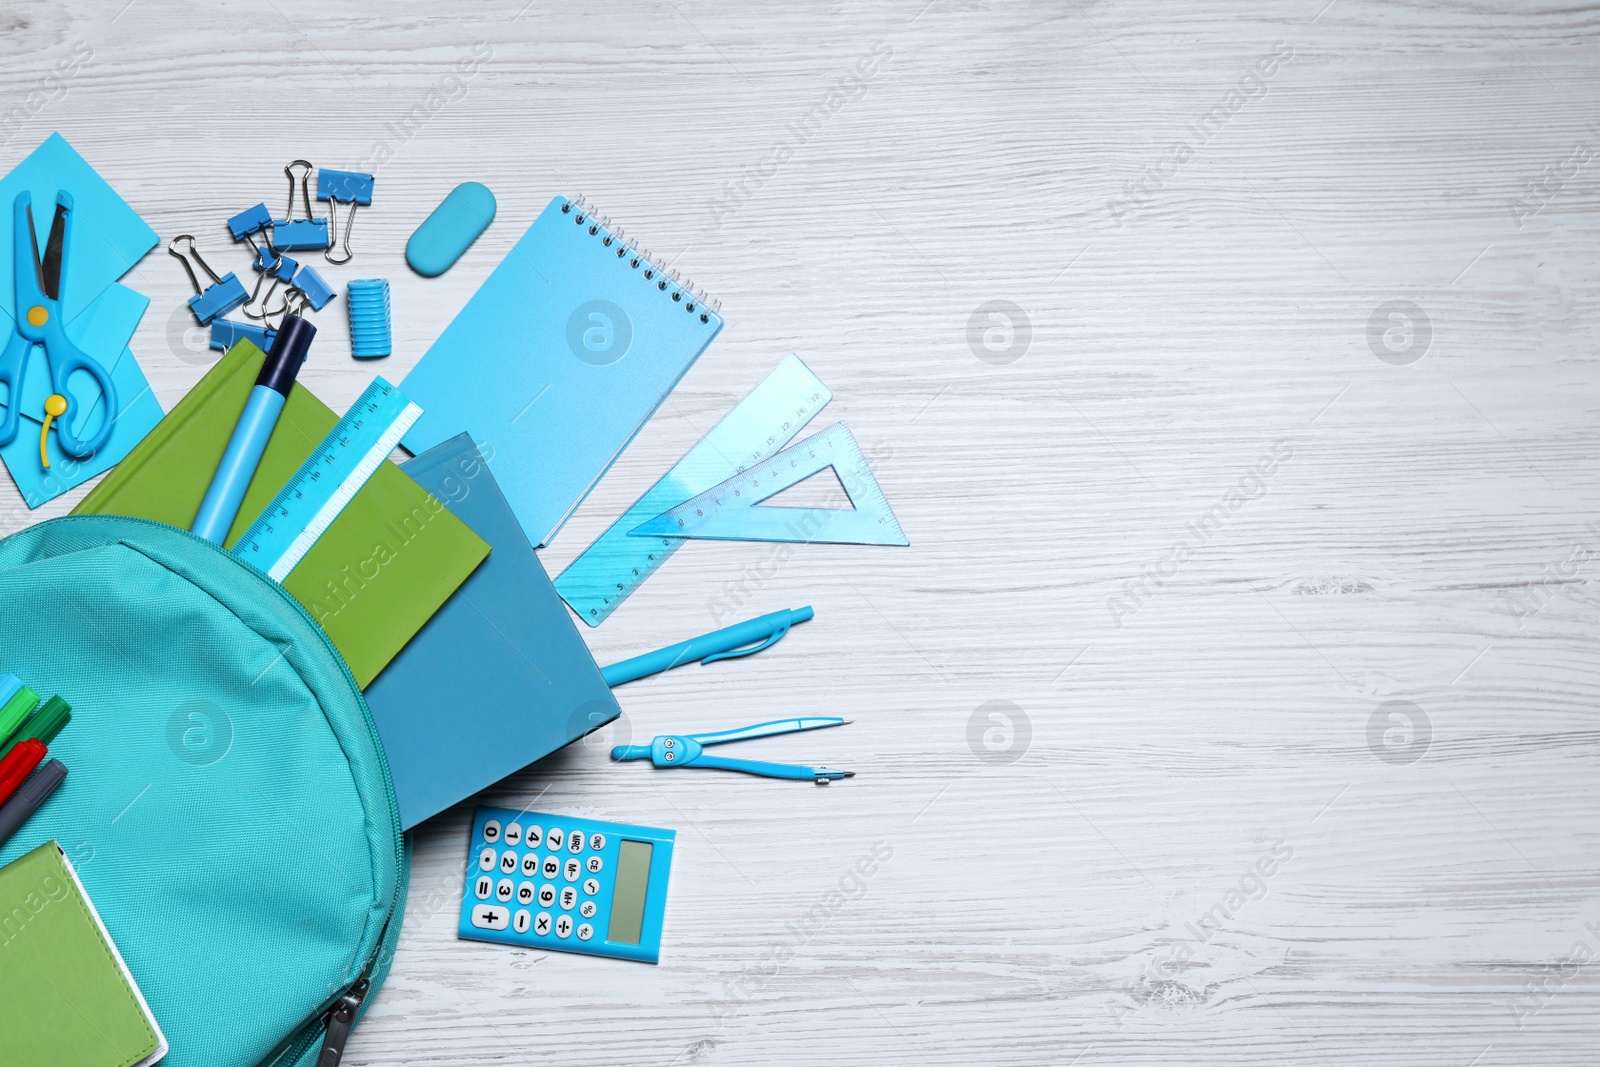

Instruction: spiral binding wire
[563,196,721,323]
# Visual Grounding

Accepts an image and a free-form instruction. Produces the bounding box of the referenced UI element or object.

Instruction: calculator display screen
[607,840,653,944]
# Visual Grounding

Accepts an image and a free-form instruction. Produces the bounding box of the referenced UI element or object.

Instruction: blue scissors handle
[0,329,29,450]
[38,320,116,458]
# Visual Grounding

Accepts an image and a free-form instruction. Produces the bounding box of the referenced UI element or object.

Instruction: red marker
[0,738,46,806]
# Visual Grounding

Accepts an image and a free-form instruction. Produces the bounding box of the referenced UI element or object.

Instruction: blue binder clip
[168,235,248,325]
[271,160,330,251]
[228,202,279,266]
[209,318,277,353]
[291,263,336,310]
[256,248,299,279]
[317,168,373,264]
[227,202,273,243]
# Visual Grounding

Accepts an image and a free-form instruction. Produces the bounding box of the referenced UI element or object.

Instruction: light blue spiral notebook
[401,196,724,547]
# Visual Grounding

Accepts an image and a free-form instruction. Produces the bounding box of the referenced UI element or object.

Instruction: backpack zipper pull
[316,975,370,1067]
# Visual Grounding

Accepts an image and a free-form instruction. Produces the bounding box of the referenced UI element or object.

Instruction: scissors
[0,190,118,467]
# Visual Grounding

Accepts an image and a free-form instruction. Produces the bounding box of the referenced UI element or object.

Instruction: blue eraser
[271,218,331,251]
[406,182,495,278]
[228,203,272,240]
[188,274,250,325]
[293,263,336,309]
[210,318,277,352]
[318,168,374,205]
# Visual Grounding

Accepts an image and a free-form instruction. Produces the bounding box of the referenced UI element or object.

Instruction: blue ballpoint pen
[600,606,814,688]
[612,717,854,782]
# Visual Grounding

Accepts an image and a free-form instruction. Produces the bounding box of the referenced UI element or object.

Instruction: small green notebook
[74,340,490,687]
[0,841,167,1067]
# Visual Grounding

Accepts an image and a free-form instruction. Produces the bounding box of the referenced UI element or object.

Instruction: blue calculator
[458,806,676,963]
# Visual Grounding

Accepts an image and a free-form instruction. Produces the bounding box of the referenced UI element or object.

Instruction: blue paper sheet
[0,134,163,505]
[0,133,158,322]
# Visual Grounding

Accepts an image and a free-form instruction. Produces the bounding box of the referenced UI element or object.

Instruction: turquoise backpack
[0,515,408,1066]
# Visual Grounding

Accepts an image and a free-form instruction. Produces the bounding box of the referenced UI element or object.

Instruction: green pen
[0,695,69,762]
[0,685,39,750]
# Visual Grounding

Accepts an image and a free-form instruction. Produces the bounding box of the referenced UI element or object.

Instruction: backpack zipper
[28,516,410,1067]
[316,967,372,1066]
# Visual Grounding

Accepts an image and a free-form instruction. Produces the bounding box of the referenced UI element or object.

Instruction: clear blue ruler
[554,354,831,626]
[630,421,908,546]
[232,377,423,581]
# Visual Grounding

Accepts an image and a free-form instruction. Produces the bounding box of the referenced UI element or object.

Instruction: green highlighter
[0,695,69,761]
[0,685,39,749]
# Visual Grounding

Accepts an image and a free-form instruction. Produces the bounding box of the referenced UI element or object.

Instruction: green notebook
[0,841,167,1067]
[74,340,490,687]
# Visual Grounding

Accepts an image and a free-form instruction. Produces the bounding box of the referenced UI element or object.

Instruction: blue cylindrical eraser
[347,279,392,359]
[406,182,495,277]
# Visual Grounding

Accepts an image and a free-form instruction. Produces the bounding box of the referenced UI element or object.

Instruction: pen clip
[701,617,791,665]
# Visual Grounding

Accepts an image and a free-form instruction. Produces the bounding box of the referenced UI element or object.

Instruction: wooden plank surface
[2,0,1599,1062]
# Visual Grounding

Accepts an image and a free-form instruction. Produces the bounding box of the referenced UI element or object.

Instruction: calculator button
[564,858,581,882]
[474,875,493,900]
[583,877,600,897]
[521,854,539,877]
[513,909,531,934]
[567,832,584,854]
[586,856,603,874]
[499,852,517,875]
[546,827,564,850]
[538,883,556,908]
[471,904,509,930]
[577,922,593,941]
[478,848,497,871]
[496,878,513,903]
[560,886,577,910]
[504,823,522,846]
[517,881,535,906]
[524,825,542,848]
[579,900,596,919]
[542,855,560,879]
[555,914,572,938]
[588,833,606,851]
[535,912,552,936]
[482,820,500,843]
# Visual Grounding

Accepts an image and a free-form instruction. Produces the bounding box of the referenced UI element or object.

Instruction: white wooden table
[6,1,1599,1062]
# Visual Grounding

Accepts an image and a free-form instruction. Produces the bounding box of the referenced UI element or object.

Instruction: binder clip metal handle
[240,251,298,321]
[265,286,312,331]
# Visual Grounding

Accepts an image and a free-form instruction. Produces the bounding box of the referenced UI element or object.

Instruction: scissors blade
[39,199,66,300]
[21,202,45,295]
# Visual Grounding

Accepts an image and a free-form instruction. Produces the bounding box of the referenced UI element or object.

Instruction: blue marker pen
[191,314,315,545]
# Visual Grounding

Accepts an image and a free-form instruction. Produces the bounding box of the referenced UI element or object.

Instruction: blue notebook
[400,196,724,547]
[364,433,622,829]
